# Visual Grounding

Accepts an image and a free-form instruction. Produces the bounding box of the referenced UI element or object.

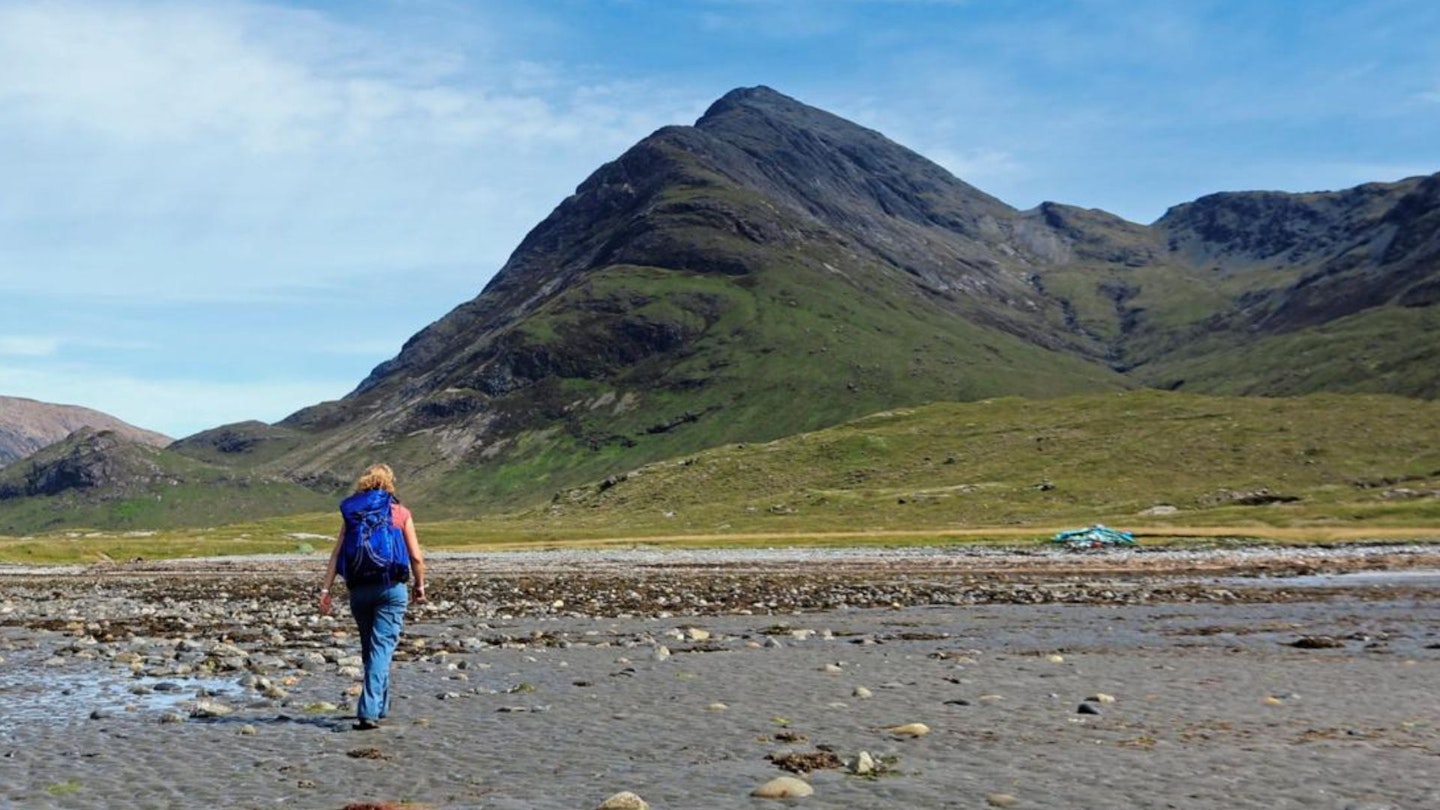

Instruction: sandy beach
[2,544,1439,809]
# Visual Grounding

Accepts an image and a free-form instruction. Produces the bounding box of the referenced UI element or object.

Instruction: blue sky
[2,0,1437,438]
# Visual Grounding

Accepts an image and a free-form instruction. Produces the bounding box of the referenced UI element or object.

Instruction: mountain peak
[697,85,799,121]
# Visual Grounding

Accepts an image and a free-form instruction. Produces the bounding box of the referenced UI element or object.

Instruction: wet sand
[2,544,1439,809]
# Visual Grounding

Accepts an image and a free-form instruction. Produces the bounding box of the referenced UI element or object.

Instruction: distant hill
[0,428,330,534]
[9,85,1440,531]
[0,396,170,467]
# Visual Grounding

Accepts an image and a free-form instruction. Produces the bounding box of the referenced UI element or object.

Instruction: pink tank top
[390,503,412,528]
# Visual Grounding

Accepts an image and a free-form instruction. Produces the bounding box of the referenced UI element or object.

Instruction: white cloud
[0,336,60,357]
[924,147,1023,187]
[0,1,341,150]
[0,1,684,302]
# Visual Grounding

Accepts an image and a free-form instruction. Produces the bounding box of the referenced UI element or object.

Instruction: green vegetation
[5,391,1437,563]
[1135,306,1440,398]
[0,429,332,535]
[46,781,83,797]
[523,389,1440,538]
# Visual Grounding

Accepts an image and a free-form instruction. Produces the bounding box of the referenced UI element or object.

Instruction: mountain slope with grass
[535,390,1440,538]
[14,86,1440,530]
[241,86,1144,510]
[0,428,330,534]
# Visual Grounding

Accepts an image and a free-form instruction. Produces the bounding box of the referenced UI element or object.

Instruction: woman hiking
[319,463,428,730]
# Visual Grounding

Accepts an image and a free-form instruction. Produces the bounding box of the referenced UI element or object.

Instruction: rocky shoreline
[3,544,1439,809]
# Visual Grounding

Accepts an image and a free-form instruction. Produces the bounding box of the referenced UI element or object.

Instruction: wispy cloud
[0,1,683,302]
[0,336,60,357]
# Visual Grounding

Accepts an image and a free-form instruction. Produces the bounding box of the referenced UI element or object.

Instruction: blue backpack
[339,489,411,586]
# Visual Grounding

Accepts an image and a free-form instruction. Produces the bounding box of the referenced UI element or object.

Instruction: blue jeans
[348,581,408,721]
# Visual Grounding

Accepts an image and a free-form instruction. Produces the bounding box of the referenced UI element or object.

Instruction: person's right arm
[319,527,342,614]
[403,517,427,602]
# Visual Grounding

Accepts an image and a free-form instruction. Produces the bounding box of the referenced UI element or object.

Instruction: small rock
[652,646,671,662]
[988,793,1020,807]
[853,686,873,699]
[239,724,257,735]
[1077,703,1102,715]
[190,699,234,718]
[159,712,185,724]
[751,776,814,799]
[885,722,930,737]
[852,751,876,775]
[685,628,710,642]
[597,791,649,810]
[1045,654,1065,664]
[708,702,728,711]
[824,663,843,674]
[1088,693,1116,704]
[1289,636,1344,649]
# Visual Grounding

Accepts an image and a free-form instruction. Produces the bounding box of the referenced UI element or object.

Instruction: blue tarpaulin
[1051,524,1135,549]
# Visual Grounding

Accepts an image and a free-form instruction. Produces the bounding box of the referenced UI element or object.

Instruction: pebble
[708,702,728,711]
[751,776,814,798]
[987,793,1020,807]
[852,751,876,775]
[1087,693,1116,703]
[190,699,234,718]
[652,646,671,662]
[239,724,257,736]
[597,791,649,809]
[1076,703,1102,715]
[853,686,873,699]
[885,722,930,737]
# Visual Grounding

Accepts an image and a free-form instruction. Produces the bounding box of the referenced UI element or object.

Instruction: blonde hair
[354,463,397,495]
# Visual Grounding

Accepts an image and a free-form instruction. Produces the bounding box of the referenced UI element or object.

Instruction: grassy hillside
[0,430,332,535]
[395,257,1128,513]
[1133,306,1440,397]
[529,389,1440,536]
[6,391,1437,563]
